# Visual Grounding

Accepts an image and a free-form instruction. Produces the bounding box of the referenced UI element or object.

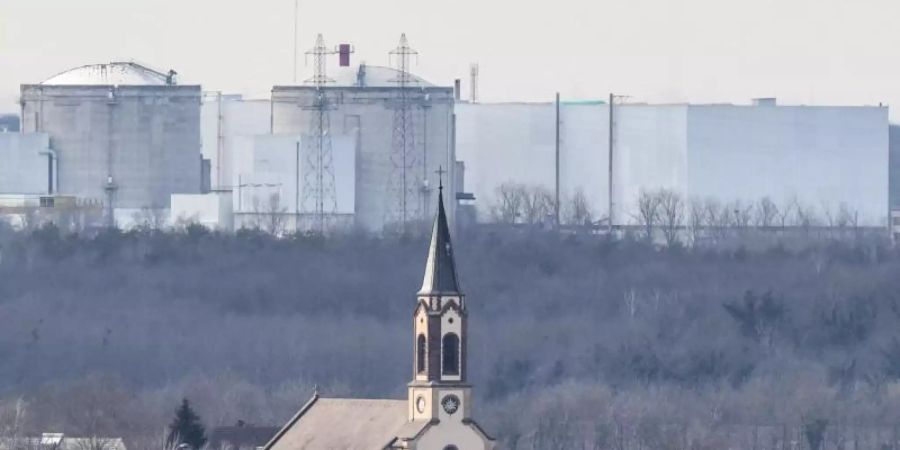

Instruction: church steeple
[409,186,472,423]
[419,186,461,295]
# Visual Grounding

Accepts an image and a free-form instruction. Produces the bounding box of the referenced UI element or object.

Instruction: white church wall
[414,412,491,450]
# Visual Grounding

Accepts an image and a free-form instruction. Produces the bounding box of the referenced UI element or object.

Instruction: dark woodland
[2,222,900,449]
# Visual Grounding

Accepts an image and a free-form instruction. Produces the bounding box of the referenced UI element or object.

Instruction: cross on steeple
[435,166,446,191]
[418,180,459,295]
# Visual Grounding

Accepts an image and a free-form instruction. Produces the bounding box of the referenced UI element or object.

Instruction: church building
[263,188,495,450]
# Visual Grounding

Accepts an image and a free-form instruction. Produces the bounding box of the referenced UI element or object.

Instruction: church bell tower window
[442,333,460,375]
[416,334,427,374]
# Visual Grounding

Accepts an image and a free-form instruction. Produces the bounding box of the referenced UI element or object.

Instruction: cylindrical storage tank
[20,62,202,216]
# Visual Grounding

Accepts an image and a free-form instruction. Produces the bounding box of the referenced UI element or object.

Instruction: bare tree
[835,203,859,231]
[562,189,592,226]
[634,190,661,242]
[253,193,287,236]
[491,183,526,224]
[657,189,685,246]
[688,199,706,245]
[133,205,169,231]
[74,437,120,450]
[729,200,754,230]
[0,398,27,446]
[522,186,555,226]
[703,199,729,240]
[755,197,779,229]
[776,199,795,229]
[793,199,818,235]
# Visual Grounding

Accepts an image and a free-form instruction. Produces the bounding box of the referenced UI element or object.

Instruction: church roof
[264,394,426,450]
[419,188,461,295]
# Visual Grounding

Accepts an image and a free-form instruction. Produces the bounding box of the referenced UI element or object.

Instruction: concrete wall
[231,134,355,216]
[271,86,455,232]
[201,95,271,190]
[456,102,888,227]
[20,84,202,210]
[889,125,900,213]
[687,105,888,225]
[456,103,556,206]
[171,192,234,231]
[0,133,50,194]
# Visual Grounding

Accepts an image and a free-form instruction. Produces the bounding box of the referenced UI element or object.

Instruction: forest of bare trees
[489,183,878,249]
[1,203,900,449]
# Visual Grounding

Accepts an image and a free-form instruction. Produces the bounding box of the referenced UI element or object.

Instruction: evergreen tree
[166,398,207,450]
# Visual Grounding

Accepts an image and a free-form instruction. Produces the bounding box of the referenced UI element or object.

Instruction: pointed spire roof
[419,187,461,295]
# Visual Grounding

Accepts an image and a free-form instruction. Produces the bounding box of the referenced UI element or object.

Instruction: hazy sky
[2,0,899,118]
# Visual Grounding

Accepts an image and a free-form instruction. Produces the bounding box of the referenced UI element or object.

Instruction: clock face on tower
[416,395,426,413]
[441,394,460,415]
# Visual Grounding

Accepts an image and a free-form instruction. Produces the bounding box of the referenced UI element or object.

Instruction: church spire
[419,186,461,295]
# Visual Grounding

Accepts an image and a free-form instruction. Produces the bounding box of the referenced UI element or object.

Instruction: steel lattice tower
[302,34,338,232]
[386,33,420,233]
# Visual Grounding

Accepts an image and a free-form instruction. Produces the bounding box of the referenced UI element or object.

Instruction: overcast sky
[1,0,899,118]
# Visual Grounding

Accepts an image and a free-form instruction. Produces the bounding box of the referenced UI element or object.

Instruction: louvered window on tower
[442,333,459,375]
[417,334,427,374]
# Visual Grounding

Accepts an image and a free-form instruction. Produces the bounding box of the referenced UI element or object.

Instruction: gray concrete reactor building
[20,62,202,221]
[270,63,456,232]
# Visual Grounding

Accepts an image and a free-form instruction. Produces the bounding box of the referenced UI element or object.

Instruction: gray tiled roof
[265,395,425,450]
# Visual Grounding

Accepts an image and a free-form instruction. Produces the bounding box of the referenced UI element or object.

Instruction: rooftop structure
[41,61,176,86]
[326,64,434,88]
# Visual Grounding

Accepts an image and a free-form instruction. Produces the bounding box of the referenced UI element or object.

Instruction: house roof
[0,435,127,450]
[209,423,279,449]
[265,395,426,450]
[419,188,461,295]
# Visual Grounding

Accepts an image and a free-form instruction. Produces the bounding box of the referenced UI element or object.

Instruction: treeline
[487,183,880,247]
[1,224,900,449]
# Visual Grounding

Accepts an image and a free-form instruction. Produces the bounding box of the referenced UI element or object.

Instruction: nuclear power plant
[0,34,897,235]
[13,62,202,226]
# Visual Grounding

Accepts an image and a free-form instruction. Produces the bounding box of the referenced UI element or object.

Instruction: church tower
[408,185,471,424]
[263,183,493,450]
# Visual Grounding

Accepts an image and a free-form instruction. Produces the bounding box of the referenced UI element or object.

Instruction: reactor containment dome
[41,61,176,86]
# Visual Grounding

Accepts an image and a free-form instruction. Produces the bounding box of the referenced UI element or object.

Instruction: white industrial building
[456,99,889,227]
[0,132,51,195]
[196,60,457,233]
[271,63,456,232]
[1,57,892,234]
[18,62,203,226]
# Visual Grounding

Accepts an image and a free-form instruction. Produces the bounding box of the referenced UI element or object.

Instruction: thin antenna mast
[470,63,479,103]
[293,0,299,84]
[608,92,614,233]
